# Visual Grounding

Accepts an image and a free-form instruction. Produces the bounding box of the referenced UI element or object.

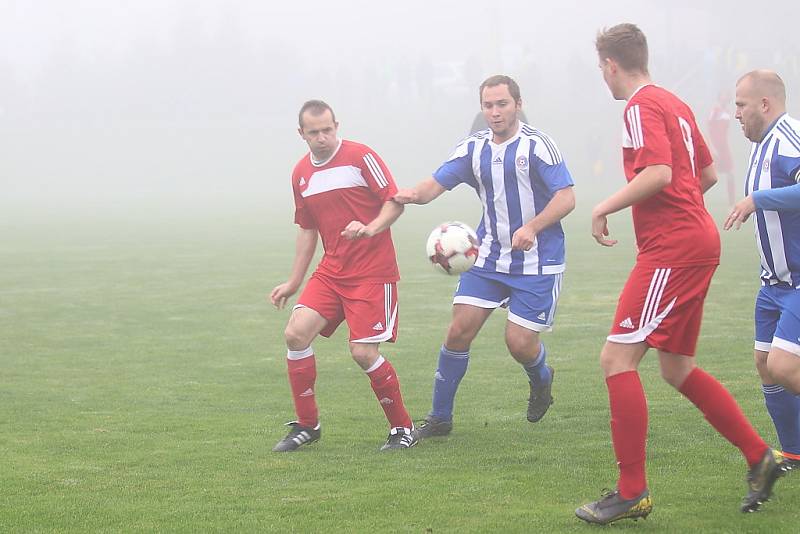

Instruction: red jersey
[622,85,720,267]
[292,139,399,284]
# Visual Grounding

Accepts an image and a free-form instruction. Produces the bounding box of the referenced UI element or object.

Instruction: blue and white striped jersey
[433,122,574,275]
[745,113,800,287]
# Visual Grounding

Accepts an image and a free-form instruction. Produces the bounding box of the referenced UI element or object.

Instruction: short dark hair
[479,75,521,104]
[596,23,649,74]
[298,100,336,128]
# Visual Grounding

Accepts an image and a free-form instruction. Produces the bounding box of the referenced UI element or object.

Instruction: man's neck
[621,74,653,101]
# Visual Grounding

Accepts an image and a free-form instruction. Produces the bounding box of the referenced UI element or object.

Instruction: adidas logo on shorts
[619,317,635,329]
[372,322,383,331]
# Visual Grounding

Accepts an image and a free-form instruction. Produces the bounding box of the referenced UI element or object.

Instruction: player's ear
[297,127,304,138]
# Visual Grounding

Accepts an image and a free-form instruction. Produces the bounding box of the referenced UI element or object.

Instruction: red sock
[287,353,318,429]
[367,357,412,429]
[607,371,648,499]
[679,367,768,467]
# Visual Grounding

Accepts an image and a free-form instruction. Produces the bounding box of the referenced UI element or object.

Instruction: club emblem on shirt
[763,158,770,172]
[516,155,529,170]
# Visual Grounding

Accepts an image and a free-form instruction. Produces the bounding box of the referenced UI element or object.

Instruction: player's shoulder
[775,115,800,157]
[339,139,373,155]
[629,85,697,121]
[292,153,312,176]
[520,123,563,164]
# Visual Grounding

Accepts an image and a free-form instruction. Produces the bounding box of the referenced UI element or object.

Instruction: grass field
[2,193,799,532]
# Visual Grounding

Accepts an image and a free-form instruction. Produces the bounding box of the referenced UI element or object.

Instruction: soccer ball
[425,221,479,275]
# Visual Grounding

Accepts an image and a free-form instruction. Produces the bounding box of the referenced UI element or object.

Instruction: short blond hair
[596,23,649,74]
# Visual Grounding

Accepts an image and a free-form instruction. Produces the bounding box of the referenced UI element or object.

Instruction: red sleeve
[357,146,399,201]
[693,126,713,170]
[627,101,672,174]
[291,168,317,230]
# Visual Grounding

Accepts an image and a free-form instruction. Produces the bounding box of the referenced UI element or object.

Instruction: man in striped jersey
[270,100,417,452]
[725,70,800,473]
[576,24,780,525]
[394,75,576,438]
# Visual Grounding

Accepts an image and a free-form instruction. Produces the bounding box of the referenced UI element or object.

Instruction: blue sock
[763,383,800,455]
[522,343,552,385]
[429,345,469,421]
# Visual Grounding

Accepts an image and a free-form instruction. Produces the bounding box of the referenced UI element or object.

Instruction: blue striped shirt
[433,123,574,275]
[745,113,800,286]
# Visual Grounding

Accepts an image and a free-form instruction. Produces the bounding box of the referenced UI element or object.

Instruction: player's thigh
[340,282,398,344]
[505,272,563,334]
[446,270,506,347]
[754,285,784,353]
[285,306,329,349]
[770,289,800,390]
[607,264,715,357]
[295,275,344,341]
[446,304,493,349]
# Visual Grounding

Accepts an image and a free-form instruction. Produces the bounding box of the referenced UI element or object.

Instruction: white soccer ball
[425,221,479,275]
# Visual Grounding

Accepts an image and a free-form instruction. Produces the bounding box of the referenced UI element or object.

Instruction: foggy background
[1,0,799,219]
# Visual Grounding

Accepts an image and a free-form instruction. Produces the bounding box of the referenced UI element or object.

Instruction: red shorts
[607,264,717,356]
[296,273,398,343]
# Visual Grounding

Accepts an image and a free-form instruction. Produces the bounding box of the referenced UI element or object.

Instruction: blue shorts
[755,284,800,356]
[453,268,563,332]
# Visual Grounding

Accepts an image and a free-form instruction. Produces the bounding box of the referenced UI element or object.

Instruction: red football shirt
[292,139,399,284]
[622,85,720,267]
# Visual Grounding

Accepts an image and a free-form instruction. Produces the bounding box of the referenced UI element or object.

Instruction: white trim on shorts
[453,295,502,308]
[772,336,800,357]
[754,340,772,352]
[351,283,397,344]
[508,311,552,332]
[607,296,677,344]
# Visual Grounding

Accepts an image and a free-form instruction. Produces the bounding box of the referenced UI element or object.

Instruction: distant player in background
[725,70,800,472]
[576,24,781,525]
[270,100,418,452]
[394,75,575,438]
[708,90,737,206]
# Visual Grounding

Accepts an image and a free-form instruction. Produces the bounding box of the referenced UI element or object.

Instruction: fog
[1,0,799,217]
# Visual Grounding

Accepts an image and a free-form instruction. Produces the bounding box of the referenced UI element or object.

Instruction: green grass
[2,195,799,533]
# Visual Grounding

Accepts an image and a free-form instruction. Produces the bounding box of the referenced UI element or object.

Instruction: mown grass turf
[2,194,798,532]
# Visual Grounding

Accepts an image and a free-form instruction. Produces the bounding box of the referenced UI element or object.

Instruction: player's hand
[724,196,756,231]
[270,282,296,309]
[591,210,618,247]
[511,226,536,251]
[392,188,418,204]
[341,220,371,240]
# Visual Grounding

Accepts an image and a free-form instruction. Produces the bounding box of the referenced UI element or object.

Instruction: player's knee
[348,343,378,368]
[446,322,476,349]
[284,324,312,350]
[505,336,539,360]
[767,353,800,393]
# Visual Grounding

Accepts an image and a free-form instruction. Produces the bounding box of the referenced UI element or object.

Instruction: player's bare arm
[393,177,447,205]
[699,164,719,194]
[341,200,404,240]
[512,186,576,251]
[270,228,318,309]
[591,164,671,246]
